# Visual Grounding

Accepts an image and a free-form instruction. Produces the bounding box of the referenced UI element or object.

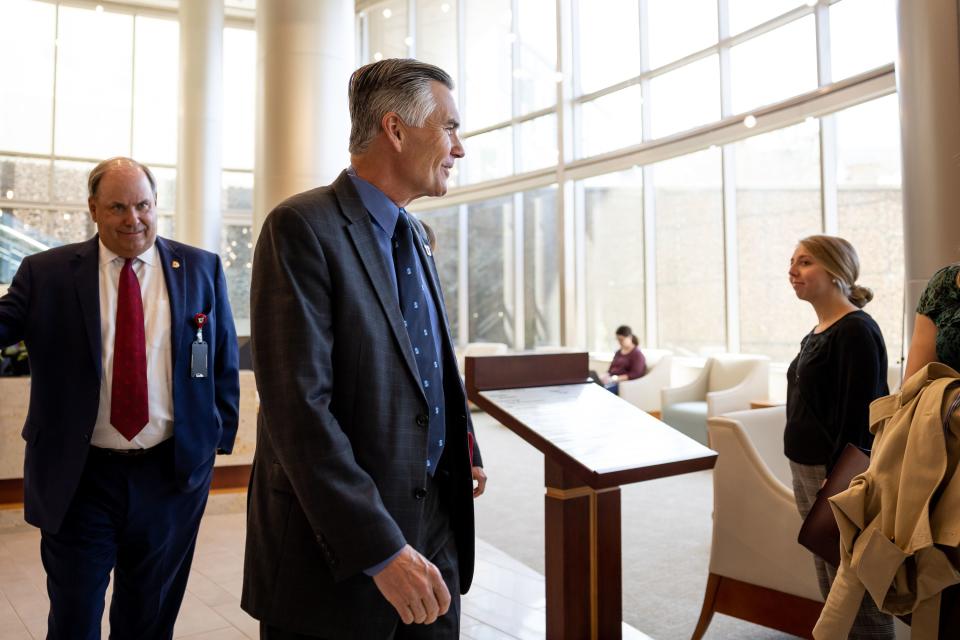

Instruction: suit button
[413,487,428,500]
[82,433,90,442]
[415,414,429,427]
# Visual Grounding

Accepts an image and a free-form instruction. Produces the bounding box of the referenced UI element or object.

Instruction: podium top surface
[478,382,717,488]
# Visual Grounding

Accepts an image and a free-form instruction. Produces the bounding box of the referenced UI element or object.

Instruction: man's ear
[88,197,98,223]
[382,112,404,153]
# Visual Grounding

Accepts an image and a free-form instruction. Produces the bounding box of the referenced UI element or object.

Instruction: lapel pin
[424,244,432,257]
[171,260,181,269]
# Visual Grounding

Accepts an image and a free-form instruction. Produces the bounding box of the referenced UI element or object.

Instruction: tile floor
[0,496,649,640]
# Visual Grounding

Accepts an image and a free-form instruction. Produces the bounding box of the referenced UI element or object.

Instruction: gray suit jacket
[241,171,481,637]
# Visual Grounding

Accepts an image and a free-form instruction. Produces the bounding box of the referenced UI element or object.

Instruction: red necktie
[110,258,149,440]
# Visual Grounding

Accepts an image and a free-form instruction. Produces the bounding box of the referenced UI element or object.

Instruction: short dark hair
[88,157,158,200]
[615,325,639,346]
[348,58,454,155]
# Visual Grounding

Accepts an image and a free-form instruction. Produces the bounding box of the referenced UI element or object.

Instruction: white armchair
[660,354,769,444]
[617,348,672,413]
[692,407,822,640]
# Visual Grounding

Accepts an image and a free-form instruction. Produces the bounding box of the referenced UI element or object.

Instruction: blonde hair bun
[848,284,873,308]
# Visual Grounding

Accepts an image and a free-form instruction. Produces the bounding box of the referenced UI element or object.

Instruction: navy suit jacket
[0,235,240,533]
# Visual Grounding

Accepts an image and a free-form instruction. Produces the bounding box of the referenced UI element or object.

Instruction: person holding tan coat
[814,362,960,639]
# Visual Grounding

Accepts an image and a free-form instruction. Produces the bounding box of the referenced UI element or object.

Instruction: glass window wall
[835,95,904,362]
[646,0,717,70]
[583,169,645,352]
[0,1,55,155]
[133,16,179,165]
[516,0,557,114]
[830,0,897,81]
[579,86,643,158]
[649,55,720,138]
[728,0,802,35]
[54,6,134,159]
[467,196,515,344]
[730,15,817,114]
[653,148,726,356]
[416,0,459,86]
[367,0,409,61]
[576,0,639,94]
[523,187,560,348]
[463,0,512,130]
[735,120,822,361]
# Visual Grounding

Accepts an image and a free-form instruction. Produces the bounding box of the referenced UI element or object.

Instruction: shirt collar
[98,238,158,267]
[346,166,402,235]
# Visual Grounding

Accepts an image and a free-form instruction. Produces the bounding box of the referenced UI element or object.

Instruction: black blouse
[784,310,889,470]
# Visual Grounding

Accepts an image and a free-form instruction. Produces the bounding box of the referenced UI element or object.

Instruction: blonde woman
[904,262,960,377]
[785,235,894,639]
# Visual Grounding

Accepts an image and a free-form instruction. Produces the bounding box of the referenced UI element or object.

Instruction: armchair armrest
[661,360,710,407]
[706,363,770,417]
[618,353,672,412]
[619,377,658,412]
[707,416,821,601]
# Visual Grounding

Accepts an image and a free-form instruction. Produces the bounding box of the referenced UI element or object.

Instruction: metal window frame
[396,0,893,358]
[0,2,256,241]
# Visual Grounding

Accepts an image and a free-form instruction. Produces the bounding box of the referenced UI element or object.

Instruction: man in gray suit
[241,59,486,639]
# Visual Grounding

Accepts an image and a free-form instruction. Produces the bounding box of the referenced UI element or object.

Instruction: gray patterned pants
[790,461,896,640]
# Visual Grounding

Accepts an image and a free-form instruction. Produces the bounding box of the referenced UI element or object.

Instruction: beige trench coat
[813,363,960,639]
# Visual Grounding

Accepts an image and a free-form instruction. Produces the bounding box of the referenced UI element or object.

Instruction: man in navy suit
[0,157,240,639]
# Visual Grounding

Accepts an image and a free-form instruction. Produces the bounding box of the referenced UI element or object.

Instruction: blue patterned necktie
[393,209,445,475]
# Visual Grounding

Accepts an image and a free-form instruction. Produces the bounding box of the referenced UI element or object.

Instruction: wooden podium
[466,352,717,640]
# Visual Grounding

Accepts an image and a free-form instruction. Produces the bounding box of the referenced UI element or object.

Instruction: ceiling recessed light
[743,115,757,128]
[382,8,392,19]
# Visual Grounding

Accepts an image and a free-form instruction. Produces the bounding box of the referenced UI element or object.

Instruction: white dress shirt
[91,240,174,449]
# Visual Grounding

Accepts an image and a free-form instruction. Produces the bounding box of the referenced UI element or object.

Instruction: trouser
[41,439,211,640]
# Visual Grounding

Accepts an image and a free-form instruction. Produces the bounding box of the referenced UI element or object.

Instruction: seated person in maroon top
[600,325,647,394]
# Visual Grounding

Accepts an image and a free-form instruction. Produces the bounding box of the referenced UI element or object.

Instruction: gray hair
[348,58,454,155]
[88,157,157,200]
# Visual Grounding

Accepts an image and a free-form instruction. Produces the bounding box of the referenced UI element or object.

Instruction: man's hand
[472,466,487,498]
[373,544,450,625]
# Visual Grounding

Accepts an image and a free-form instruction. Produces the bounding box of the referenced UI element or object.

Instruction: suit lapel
[333,172,423,392]
[155,238,186,371]
[71,237,102,379]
